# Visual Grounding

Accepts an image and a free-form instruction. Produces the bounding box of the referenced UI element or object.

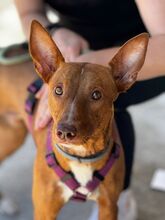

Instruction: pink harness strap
[45,124,120,202]
[25,79,43,132]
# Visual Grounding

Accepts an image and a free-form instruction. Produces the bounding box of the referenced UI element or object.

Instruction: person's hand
[74,47,118,66]
[52,28,89,61]
[74,50,99,64]
[34,84,52,130]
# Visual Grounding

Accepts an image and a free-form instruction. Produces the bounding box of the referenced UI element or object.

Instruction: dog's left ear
[29,20,64,83]
[109,33,149,92]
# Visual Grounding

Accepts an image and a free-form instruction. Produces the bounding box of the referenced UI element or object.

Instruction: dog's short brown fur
[0,20,148,220]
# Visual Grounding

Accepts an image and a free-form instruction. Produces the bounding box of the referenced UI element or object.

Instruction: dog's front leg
[97,187,118,220]
[33,169,65,220]
[33,193,64,220]
[98,197,118,220]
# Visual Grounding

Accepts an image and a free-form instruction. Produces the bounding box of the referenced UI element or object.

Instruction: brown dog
[0,20,148,220]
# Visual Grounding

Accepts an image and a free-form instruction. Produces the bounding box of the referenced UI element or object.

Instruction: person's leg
[115,110,134,189]
[115,76,165,108]
[114,110,137,220]
[115,76,165,188]
[115,76,165,220]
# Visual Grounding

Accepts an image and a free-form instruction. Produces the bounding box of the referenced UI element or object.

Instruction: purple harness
[25,79,121,202]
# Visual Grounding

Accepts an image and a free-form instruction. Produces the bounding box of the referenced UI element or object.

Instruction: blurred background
[0,0,25,46]
[0,1,165,220]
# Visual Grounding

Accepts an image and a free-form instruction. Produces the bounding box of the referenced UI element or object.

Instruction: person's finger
[67,45,81,61]
[81,40,89,54]
[35,106,51,130]
[80,47,90,55]
[35,109,52,130]
[34,86,51,130]
[35,84,47,99]
[66,39,90,61]
[34,104,46,130]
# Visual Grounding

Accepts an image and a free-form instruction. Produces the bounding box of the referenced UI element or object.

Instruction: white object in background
[150,169,165,192]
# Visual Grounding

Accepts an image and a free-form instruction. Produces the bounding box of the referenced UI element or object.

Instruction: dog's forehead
[52,62,115,88]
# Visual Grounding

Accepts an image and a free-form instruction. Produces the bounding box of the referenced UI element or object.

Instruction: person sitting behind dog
[14,0,165,219]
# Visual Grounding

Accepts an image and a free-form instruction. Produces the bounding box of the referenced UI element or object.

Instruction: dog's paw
[0,196,19,216]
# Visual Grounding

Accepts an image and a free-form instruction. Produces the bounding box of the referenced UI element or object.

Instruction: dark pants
[115,76,165,189]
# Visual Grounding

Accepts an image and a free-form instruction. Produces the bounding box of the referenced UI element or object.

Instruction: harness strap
[86,144,120,192]
[25,79,43,132]
[45,124,120,202]
[25,79,43,114]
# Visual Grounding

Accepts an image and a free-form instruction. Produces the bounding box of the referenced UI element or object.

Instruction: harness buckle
[45,152,57,167]
[71,191,87,202]
[94,171,104,181]
[61,173,73,183]
[25,96,37,115]
[76,186,91,197]
[113,144,120,159]
[27,78,43,94]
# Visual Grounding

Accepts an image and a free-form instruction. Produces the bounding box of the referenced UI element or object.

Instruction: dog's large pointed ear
[29,20,64,83]
[109,33,149,92]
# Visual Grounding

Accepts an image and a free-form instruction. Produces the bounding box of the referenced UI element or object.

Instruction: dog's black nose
[57,123,77,141]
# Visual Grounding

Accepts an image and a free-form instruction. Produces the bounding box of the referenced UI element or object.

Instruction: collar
[54,141,112,163]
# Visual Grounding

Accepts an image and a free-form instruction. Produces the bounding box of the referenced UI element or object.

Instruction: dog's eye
[55,86,63,96]
[91,90,102,100]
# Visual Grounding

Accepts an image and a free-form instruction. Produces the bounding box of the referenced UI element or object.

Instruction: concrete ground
[130,95,165,220]
[0,1,165,220]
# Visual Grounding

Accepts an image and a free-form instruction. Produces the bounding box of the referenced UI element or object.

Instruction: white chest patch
[58,161,99,202]
[58,181,73,202]
[70,161,93,186]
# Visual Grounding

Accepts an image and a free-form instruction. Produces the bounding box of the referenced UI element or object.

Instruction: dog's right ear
[109,33,149,92]
[29,20,64,83]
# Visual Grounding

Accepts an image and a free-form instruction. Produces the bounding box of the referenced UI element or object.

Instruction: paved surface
[130,95,165,220]
[0,1,165,220]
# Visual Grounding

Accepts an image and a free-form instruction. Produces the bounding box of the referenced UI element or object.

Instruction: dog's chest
[58,162,99,202]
